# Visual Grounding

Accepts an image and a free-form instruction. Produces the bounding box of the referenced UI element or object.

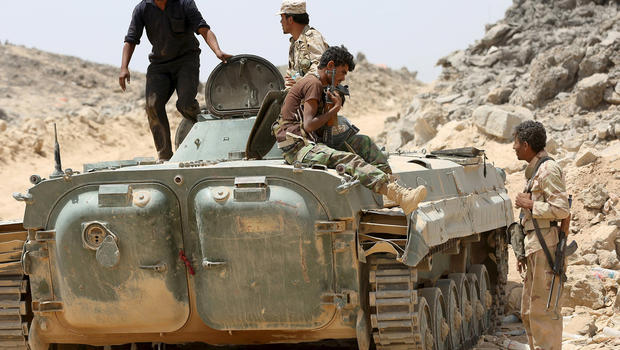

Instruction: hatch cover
[205,55,285,118]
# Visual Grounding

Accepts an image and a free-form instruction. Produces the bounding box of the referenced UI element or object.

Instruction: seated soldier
[275,45,426,215]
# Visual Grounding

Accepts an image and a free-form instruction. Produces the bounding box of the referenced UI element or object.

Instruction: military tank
[1,55,513,350]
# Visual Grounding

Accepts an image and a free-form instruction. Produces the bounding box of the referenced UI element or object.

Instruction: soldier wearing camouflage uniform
[275,45,426,215]
[278,0,329,88]
[513,120,570,350]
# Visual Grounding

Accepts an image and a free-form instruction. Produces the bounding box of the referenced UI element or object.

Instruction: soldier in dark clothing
[119,0,231,161]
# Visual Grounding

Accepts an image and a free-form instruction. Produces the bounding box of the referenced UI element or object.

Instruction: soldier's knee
[176,100,199,118]
[146,93,164,115]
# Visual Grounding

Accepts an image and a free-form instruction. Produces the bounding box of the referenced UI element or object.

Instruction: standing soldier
[119,0,231,161]
[278,0,329,88]
[513,120,570,350]
[275,46,426,215]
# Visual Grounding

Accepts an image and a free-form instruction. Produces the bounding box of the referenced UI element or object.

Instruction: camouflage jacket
[520,150,570,256]
[287,25,329,79]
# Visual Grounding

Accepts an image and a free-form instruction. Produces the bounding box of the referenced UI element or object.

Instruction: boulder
[582,184,610,210]
[580,224,618,254]
[574,147,599,166]
[604,86,620,105]
[472,105,532,140]
[528,46,585,105]
[564,313,598,336]
[562,135,584,151]
[545,138,559,154]
[575,73,609,109]
[600,142,620,161]
[601,31,620,47]
[578,52,610,79]
[597,250,620,269]
[583,253,600,265]
[487,87,513,105]
[568,252,597,265]
[562,266,606,310]
[480,23,513,48]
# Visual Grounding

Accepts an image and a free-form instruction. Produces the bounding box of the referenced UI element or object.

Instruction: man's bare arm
[119,42,136,91]
[302,91,341,132]
[198,27,232,62]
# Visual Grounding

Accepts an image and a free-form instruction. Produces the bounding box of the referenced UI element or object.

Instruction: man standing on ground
[119,0,231,161]
[278,0,328,88]
[513,120,570,350]
[275,46,426,215]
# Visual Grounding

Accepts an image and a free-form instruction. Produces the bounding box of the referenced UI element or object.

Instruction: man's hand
[215,50,232,63]
[327,90,342,111]
[285,75,296,88]
[119,67,131,91]
[515,192,534,210]
[517,259,527,276]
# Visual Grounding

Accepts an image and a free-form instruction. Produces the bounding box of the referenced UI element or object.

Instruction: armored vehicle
[1,55,513,350]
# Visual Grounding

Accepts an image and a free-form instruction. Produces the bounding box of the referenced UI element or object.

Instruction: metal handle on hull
[202,258,227,269]
[139,263,167,273]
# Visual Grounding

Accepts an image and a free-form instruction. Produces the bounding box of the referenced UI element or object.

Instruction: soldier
[278,0,329,88]
[513,120,570,350]
[275,45,426,215]
[119,0,231,161]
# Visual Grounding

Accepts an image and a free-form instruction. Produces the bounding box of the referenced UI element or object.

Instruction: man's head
[278,0,309,34]
[513,120,546,162]
[318,46,356,86]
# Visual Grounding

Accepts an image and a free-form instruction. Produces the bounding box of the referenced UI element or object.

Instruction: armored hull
[1,56,513,350]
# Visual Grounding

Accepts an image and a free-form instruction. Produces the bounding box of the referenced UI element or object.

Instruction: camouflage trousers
[333,134,392,174]
[283,143,390,192]
[521,244,562,350]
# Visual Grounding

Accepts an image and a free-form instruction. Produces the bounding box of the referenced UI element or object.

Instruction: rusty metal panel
[190,178,336,330]
[46,184,189,333]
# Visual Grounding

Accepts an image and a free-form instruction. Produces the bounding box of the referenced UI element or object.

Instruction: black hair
[514,120,547,153]
[318,45,356,71]
[285,13,309,25]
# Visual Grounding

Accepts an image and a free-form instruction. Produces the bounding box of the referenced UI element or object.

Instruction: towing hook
[13,192,33,204]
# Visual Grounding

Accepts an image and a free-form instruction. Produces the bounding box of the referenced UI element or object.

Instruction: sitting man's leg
[341,134,392,174]
[286,143,425,215]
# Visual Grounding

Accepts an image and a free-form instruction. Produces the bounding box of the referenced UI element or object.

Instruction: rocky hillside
[379,1,620,348]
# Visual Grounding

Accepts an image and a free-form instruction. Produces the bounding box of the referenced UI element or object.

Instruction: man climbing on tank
[278,0,391,175]
[275,45,427,215]
[119,0,231,161]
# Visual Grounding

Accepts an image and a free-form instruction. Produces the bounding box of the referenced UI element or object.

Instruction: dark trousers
[145,53,200,160]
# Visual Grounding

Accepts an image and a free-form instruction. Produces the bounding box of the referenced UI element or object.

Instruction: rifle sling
[526,156,558,274]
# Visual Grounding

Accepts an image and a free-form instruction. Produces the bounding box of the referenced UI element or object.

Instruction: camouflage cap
[277,0,307,15]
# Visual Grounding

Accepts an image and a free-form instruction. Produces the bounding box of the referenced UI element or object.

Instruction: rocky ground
[1,0,620,348]
[376,0,620,348]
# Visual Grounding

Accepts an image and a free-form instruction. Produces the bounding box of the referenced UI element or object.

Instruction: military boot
[380,182,427,215]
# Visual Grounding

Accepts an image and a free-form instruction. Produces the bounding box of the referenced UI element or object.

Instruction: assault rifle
[546,194,577,319]
[324,69,338,126]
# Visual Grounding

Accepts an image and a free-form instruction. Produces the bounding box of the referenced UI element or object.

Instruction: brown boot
[383,182,427,215]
